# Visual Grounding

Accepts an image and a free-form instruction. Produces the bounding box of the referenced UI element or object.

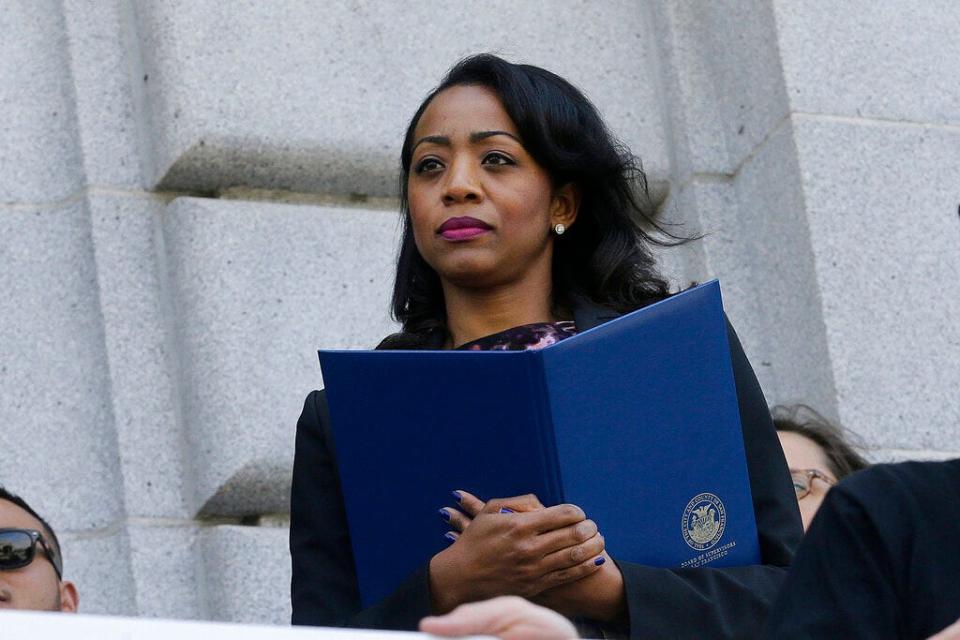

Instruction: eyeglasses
[0,528,62,580]
[790,469,837,500]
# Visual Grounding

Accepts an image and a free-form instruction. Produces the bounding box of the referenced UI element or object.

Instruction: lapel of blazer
[572,297,621,331]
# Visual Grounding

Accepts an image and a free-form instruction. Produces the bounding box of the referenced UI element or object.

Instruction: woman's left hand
[444,491,626,623]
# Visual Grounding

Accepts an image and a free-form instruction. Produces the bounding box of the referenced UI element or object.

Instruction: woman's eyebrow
[470,130,521,144]
[411,135,449,154]
[411,130,522,154]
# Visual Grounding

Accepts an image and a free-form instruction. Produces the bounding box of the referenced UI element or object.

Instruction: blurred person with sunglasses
[0,486,78,612]
[772,404,870,531]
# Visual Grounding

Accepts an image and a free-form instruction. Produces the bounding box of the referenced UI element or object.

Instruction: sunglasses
[0,528,62,580]
[790,468,837,500]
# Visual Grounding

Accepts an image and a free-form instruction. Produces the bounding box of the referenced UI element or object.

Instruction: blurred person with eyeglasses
[0,486,78,612]
[765,459,960,639]
[772,404,870,531]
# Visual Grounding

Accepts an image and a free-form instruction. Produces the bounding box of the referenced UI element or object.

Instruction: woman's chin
[436,260,504,289]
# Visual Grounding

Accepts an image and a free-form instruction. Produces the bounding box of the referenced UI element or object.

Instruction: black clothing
[290,301,803,638]
[766,459,960,639]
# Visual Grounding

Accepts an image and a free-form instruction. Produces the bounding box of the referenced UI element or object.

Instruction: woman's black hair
[772,404,871,480]
[387,53,684,346]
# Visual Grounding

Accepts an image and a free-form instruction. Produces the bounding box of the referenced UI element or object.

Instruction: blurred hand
[420,595,579,639]
[429,491,605,614]
[929,618,960,640]
[445,490,626,622]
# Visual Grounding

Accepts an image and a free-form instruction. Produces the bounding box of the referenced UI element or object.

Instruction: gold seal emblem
[682,493,726,551]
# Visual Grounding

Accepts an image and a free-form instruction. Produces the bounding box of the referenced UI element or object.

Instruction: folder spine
[527,350,564,504]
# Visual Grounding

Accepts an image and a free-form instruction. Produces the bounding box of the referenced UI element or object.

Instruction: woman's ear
[551,183,581,230]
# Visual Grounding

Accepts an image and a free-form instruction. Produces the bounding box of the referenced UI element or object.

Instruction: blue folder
[319,280,760,607]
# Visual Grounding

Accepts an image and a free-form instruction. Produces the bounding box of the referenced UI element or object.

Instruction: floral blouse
[456,320,578,351]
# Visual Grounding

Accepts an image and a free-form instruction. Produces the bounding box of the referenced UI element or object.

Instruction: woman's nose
[442,160,482,204]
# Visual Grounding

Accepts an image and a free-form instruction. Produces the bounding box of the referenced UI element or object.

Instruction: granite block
[774,0,960,126]
[0,1,84,203]
[162,198,399,516]
[58,528,136,616]
[62,0,148,188]
[729,118,838,414]
[132,0,668,198]
[646,2,735,178]
[201,524,291,625]
[0,200,125,531]
[701,0,791,171]
[869,448,960,465]
[87,194,192,518]
[653,174,813,407]
[656,178,759,323]
[650,0,791,174]
[791,116,960,452]
[127,523,203,619]
[648,178,706,296]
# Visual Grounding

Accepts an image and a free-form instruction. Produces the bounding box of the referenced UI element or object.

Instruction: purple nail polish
[438,508,451,523]
[594,557,606,566]
[451,490,462,503]
[499,507,514,514]
[444,532,457,543]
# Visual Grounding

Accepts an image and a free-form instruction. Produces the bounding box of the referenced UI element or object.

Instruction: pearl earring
[554,223,566,235]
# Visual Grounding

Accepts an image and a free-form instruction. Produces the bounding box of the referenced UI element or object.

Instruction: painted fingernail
[499,507,514,514]
[594,557,606,566]
[438,508,451,522]
[451,490,462,503]
[444,532,457,543]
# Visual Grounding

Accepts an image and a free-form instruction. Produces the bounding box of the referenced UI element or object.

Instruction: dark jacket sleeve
[290,389,433,629]
[762,478,899,639]
[613,321,804,639]
[766,461,960,639]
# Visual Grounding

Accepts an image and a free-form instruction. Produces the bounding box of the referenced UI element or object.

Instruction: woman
[291,54,802,638]
[773,404,870,531]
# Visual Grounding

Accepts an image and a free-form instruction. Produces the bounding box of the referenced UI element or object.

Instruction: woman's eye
[414,158,443,174]
[482,152,515,166]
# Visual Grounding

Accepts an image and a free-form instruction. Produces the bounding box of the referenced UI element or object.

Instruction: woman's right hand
[428,493,606,614]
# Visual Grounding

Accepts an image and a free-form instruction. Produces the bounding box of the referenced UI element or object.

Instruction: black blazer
[290,301,803,638]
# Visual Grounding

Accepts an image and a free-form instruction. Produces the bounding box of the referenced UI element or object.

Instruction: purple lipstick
[437,216,492,241]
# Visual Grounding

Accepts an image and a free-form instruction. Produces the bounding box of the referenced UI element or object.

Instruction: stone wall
[1,0,957,623]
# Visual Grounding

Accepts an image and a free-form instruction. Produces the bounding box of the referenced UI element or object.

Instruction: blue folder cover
[319,280,760,607]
